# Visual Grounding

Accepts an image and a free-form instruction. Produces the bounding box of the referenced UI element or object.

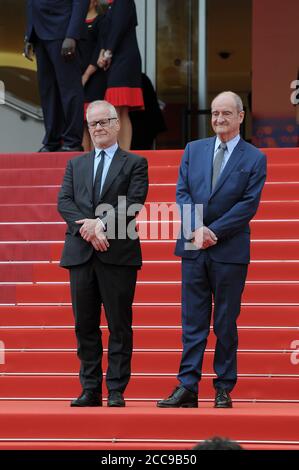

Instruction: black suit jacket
[58,147,148,268]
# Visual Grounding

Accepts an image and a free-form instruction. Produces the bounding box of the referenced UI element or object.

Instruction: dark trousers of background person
[69,253,138,393]
[35,38,84,149]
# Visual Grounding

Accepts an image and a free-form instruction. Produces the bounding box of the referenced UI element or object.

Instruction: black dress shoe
[59,145,84,152]
[107,391,125,407]
[70,390,102,407]
[38,145,60,152]
[157,385,198,408]
[214,389,232,408]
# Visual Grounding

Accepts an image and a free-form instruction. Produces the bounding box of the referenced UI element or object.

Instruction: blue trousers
[177,251,248,393]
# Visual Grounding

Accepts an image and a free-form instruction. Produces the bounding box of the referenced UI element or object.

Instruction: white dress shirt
[93,142,118,194]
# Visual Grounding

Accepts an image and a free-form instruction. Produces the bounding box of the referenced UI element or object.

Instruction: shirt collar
[94,142,118,160]
[215,134,240,155]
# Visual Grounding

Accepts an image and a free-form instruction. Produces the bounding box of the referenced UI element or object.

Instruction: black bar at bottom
[0,450,298,467]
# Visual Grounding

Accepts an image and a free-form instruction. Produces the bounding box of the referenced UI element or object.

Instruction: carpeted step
[1,182,299,204]
[0,223,65,241]
[0,186,61,204]
[0,376,298,401]
[249,182,299,201]
[0,150,184,168]
[1,304,298,327]
[0,184,178,204]
[0,163,298,187]
[0,441,298,451]
[250,220,299,239]
[261,147,299,160]
[1,219,299,241]
[0,264,34,282]
[0,204,59,222]
[8,281,299,304]
[1,148,298,168]
[0,401,299,450]
[1,200,297,222]
[1,351,296,375]
[0,168,65,186]
[0,242,53,261]
[1,148,299,168]
[0,239,298,261]
[0,153,75,169]
[255,163,299,181]
[0,442,198,450]
[255,201,299,218]
[0,327,296,350]
[1,260,298,282]
[0,167,183,186]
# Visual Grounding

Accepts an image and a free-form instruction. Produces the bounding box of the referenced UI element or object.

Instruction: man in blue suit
[157,91,267,408]
[24,0,89,152]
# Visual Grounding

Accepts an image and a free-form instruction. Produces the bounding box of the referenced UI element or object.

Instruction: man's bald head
[211,91,243,113]
[211,91,245,142]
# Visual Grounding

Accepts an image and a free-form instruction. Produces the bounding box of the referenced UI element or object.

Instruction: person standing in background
[130,73,167,150]
[80,0,107,151]
[97,0,144,151]
[24,0,89,152]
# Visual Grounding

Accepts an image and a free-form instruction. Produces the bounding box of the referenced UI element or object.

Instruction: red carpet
[0,148,298,449]
[0,401,298,450]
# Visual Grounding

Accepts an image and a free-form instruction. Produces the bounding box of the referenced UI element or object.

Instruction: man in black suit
[24,0,89,152]
[58,100,148,407]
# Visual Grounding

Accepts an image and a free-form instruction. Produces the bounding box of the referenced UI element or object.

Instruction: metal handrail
[3,92,43,121]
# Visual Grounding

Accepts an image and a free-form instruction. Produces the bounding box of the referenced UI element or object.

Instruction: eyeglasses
[87,118,118,129]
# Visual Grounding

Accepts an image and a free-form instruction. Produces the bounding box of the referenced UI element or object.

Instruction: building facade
[0,0,298,151]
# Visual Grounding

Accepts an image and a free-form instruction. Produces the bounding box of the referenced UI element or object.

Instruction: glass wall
[0,0,40,109]
[155,0,252,148]
[156,0,199,148]
[0,0,252,149]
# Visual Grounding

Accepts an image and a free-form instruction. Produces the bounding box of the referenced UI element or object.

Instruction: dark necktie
[93,150,106,209]
[212,142,227,190]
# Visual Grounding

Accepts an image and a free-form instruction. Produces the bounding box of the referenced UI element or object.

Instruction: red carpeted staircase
[0,148,299,450]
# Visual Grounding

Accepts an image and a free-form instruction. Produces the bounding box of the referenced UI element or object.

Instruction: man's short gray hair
[212,91,244,112]
[86,100,118,121]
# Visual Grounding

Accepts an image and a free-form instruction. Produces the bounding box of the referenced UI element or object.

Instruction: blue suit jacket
[175,137,267,264]
[26,0,89,41]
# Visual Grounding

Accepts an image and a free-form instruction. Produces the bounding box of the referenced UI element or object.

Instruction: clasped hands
[75,220,216,252]
[76,219,109,252]
[191,226,217,250]
[97,49,112,71]
[82,49,112,85]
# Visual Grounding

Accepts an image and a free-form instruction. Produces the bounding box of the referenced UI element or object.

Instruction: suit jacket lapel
[209,138,245,198]
[204,137,216,195]
[85,149,96,200]
[99,146,127,201]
